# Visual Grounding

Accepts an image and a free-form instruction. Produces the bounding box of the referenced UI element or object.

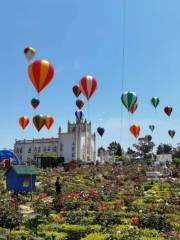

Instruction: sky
[1,0,180,151]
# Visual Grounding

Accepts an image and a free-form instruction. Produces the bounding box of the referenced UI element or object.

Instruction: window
[72,147,74,152]
[60,143,63,152]
[43,147,47,152]
[38,147,41,153]
[28,148,31,153]
[23,176,30,187]
[53,146,57,152]
[20,147,23,153]
[48,146,51,152]
[72,153,74,158]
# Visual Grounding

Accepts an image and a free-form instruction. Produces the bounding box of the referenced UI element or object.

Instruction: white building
[98,148,115,164]
[14,118,96,164]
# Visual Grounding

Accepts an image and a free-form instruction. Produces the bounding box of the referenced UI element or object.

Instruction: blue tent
[0,150,21,165]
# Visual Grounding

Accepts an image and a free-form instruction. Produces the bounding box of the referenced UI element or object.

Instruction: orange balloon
[45,115,54,130]
[19,116,29,129]
[28,59,54,93]
[130,124,140,138]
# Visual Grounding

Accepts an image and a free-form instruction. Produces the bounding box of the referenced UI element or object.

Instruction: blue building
[6,165,38,192]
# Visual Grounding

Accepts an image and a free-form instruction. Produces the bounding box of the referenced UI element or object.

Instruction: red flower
[131,217,138,224]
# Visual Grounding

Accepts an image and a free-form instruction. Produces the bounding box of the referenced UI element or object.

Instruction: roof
[5,165,38,175]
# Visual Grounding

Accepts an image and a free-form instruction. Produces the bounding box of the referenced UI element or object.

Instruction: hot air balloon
[149,125,155,132]
[24,47,36,61]
[31,98,40,109]
[168,130,175,138]
[75,111,83,122]
[151,97,160,108]
[121,91,137,111]
[97,127,105,137]
[129,103,138,114]
[130,124,140,138]
[45,115,54,130]
[19,116,29,129]
[33,114,45,131]
[164,106,172,116]
[28,59,54,93]
[73,85,81,97]
[76,99,84,109]
[144,135,152,142]
[79,75,97,100]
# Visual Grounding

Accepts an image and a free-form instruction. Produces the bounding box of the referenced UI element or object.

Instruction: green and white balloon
[121,91,137,111]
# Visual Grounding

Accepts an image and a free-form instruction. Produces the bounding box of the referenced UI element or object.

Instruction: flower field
[0,164,179,240]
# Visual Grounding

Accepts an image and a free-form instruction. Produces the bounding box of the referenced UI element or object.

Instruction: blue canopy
[0,150,21,165]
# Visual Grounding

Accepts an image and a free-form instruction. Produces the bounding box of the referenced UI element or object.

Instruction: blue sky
[1,0,180,151]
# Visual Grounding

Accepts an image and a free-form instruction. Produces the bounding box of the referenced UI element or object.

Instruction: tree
[133,139,155,158]
[156,144,172,154]
[108,141,123,156]
[126,147,136,155]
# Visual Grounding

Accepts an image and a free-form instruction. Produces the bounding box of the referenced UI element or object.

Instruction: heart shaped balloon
[130,124,140,138]
[151,97,160,108]
[75,111,83,122]
[149,125,155,132]
[45,115,54,130]
[97,127,105,137]
[33,114,45,131]
[31,98,40,109]
[76,99,84,109]
[164,106,172,116]
[73,85,81,97]
[19,116,30,129]
[168,130,175,138]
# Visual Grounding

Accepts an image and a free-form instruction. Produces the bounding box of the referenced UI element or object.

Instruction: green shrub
[0,204,22,229]
[81,232,110,240]
[58,224,101,240]
[137,214,172,232]
[95,211,121,227]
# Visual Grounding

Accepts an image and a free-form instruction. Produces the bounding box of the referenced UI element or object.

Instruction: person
[55,177,62,195]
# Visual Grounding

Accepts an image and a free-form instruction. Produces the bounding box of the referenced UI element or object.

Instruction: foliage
[133,139,155,158]
[156,144,172,154]
[0,203,22,229]
[81,232,110,240]
[108,142,123,156]
[137,213,173,232]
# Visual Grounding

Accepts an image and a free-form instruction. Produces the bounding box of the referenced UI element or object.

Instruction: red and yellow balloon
[19,116,30,129]
[45,115,54,130]
[28,59,54,93]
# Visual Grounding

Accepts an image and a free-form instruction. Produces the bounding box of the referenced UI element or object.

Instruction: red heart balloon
[164,106,172,116]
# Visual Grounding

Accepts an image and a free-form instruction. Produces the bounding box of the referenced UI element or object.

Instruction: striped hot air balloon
[19,116,30,129]
[28,59,54,93]
[33,114,45,132]
[121,91,137,111]
[45,115,54,130]
[79,75,97,100]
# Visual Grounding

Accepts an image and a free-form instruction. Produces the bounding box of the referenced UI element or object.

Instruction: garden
[0,163,179,240]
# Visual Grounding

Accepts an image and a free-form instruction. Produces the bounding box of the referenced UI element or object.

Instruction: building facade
[14,118,96,164]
